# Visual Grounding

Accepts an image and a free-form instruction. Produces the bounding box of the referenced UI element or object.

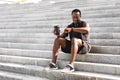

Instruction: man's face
[72,12,81,24]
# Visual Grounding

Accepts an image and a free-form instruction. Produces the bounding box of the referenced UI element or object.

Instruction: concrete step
[0,0,118,6]
[0,24,119,29]
[0,0,72,4]
[0,24,54,29]
[0,5,119,18]
[39,10,120,19]
[0,62,119,80]
[0,10,120,21]
[44,9,120,17]
[91,45,120,54]
[0,1,53,8]
[0,15,120,24]
[90,39,120,46]
[0,42,53,50]
[0,45,120,58]
[43,0,73,3]
[0,38,54,44]
[0,33,116,39]
[1,13,120,22]
[0,71,49,80]
[85,17,120,23]
[0,27,119,33]
[0,1,119,13]
[71,0,119,3]
[0,49,120,64]
[0,58,120,75]
[59,61,120,75]
[0,33,119,39]
[55,0,120,9]
[90,33,120,39]
[90,27,120,33]
[0,22,120,29]
[0,4,120,14]
[0,42,119,54]
[0,38,119,46]
[0,33,55,38]
[0,4,43,9]
[0,28,54,33]
[0,2,118,12]
[0,8,119,18]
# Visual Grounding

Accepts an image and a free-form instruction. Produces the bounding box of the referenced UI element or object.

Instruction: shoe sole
[60,69,75,73]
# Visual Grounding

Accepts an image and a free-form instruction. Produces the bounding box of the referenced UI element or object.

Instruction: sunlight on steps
[0,0,73,4]
[0,0,42,4]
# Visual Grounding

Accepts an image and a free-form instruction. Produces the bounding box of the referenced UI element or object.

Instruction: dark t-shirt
[63,20,90,43]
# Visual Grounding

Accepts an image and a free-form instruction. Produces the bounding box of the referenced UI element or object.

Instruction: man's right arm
[58,25,71,38]
[58,33,68,38]
[55,25,70,38]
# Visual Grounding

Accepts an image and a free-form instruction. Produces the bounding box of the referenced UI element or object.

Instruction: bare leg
[69,38,83,65]
[52,37,66,63]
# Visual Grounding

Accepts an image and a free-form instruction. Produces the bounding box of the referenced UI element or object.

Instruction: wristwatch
[71,27,74,32]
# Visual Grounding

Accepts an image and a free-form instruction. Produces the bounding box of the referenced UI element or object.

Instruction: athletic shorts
[61,39,91,54]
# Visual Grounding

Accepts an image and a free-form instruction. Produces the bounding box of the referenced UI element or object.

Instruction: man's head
[71,9,81,24]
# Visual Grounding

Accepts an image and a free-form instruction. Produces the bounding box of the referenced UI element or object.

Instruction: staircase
[0,0,120,80]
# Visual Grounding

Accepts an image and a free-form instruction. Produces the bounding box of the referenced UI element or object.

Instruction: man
[49,9,91,72]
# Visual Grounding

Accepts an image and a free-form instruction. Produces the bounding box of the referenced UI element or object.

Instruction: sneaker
[61,64,75,72]
[49,62,58,69]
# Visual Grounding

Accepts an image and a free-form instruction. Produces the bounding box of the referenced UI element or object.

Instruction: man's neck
[73,20,80,24]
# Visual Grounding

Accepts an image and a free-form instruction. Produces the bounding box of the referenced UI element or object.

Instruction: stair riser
[1,11,120,20]
[0,22,119,28]
[0,51,120,65]
[0,27,120,33]
[0,65,111,80]
[0,43,119,54]
[0,59,120,75]
[0,38,119,46]
[0,3,119,13]
[0,76,21,80]
[0,33,119,39]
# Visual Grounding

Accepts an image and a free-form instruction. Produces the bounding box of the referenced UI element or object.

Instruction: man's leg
[52,37,66,64]
[69,38,83,65]
[61,38,83,72]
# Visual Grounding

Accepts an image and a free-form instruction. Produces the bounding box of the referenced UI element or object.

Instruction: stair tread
[0,55,120,67]
[0,70,49,80]
[0,62,119,79]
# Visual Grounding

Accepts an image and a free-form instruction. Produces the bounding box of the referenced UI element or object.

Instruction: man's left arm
[73,22,90,33]
[64,22,90,34]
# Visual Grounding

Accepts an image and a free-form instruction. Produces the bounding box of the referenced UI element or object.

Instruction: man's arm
[64,22,90,34]
[58,33,68,38]
[53,26,68,38]
[73,22,90,33]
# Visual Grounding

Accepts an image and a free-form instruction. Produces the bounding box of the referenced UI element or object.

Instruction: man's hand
[53,26,60,36]
[53,30,59,36]
[64,28,72,33]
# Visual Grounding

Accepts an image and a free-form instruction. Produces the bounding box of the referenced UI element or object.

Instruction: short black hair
[71,9,81,16]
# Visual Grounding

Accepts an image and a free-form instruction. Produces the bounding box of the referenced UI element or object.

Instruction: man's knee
[72,38,78,44]
[55,37,64,42]
[71,38,82,46]
[54,37,66,48]
[55,37,66,44]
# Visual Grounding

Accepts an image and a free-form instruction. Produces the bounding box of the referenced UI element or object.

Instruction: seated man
[49,9,91,72]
